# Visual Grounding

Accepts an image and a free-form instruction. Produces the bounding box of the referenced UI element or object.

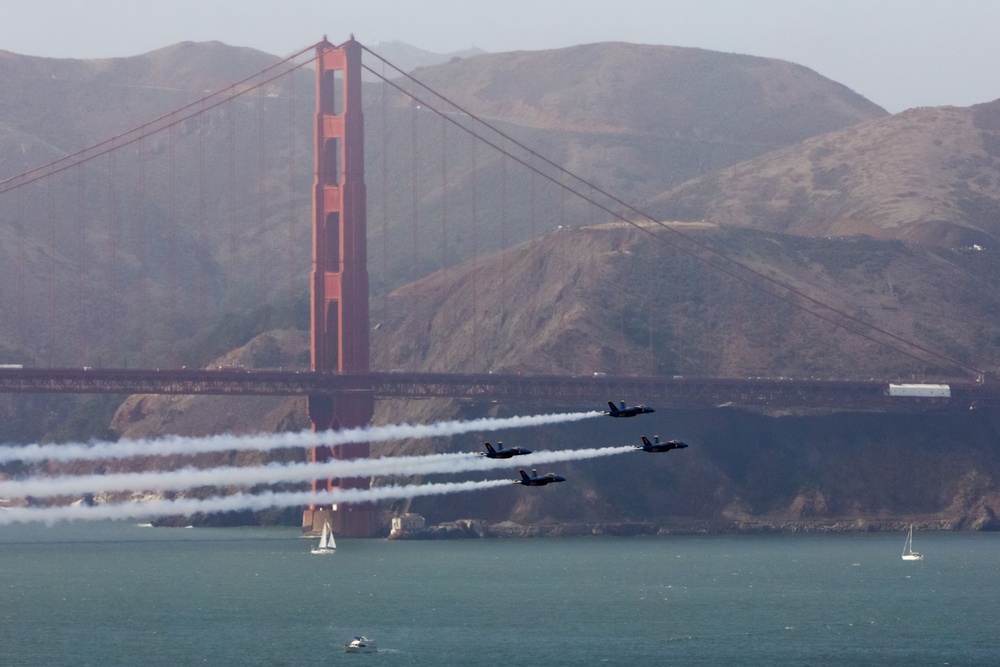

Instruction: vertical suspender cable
[228,100,238,316]
[287,60,297,304]
[108,150,118,367]
[197,111,208,340]
[77,164,87,364]
[168,124,178,367]
[499,148,508,342]
[138,136,147,367]
[15,187,25,352]
[410,78,418,285]
[258,85,267,308]
[500,147,507,251]
[440,118,448,324]
[440,119,447,268]
[470,135,478,370]
[381,61,389,339]
[46,175,56,366]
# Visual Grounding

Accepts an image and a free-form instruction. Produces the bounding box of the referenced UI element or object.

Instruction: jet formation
[633,434,688,453]
[479,442,532,458]
[603,400,655,418]
[484,400,687,490]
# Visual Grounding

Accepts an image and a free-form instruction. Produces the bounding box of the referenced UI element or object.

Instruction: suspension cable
[0,43,321,196]
[359,44,983,379]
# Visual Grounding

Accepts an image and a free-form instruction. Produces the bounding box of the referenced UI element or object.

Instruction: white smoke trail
[0,411,602,464]
[0,479,514,526]
[0,446,635,499]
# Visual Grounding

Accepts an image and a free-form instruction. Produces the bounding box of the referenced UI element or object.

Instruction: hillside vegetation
[649,100,1000,248]
[106,222,1000,530]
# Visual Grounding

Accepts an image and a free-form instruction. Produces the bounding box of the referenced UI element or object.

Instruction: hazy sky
[3,0,999,113]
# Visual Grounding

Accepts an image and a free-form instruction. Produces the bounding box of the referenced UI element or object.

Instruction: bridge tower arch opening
[302,37,376,538]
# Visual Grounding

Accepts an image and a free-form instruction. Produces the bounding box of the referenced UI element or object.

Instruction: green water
[1,522,997,666]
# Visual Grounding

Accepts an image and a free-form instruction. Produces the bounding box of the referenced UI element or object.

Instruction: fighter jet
[634,434,688,452]
[479,441,532,458]
[514,468,566,486]
[604,400,655,418]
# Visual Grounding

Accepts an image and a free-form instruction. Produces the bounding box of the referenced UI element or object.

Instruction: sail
[902,525,923,560]
[311,522,336,553]
[319,522,329,546]
[320,522,335,550]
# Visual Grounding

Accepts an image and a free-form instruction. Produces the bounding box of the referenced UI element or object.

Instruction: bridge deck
[0,368,994,412]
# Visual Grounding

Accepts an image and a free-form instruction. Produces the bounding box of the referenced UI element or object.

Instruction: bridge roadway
[0,368,996,412]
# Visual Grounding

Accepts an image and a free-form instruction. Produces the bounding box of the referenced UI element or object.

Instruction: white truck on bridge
[888,383,951,398]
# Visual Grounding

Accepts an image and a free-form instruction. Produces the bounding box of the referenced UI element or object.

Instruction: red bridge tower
[302,37,376,537]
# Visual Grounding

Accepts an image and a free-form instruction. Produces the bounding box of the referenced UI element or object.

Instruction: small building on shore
[389,513,426,539]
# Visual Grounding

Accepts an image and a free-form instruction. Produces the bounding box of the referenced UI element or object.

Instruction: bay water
[1,522,997,666]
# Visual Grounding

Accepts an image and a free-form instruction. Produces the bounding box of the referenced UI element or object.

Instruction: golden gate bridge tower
[302,37,376,537]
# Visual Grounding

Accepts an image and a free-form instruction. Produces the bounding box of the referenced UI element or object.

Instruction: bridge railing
[0,368,995,412]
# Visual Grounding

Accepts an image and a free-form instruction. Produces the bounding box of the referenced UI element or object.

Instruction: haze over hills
[369,42,888,286]
[0,42,288,167]
[0,39,887,368]
[406,42,885,140]
[3,39,1000,529]
[363,40,484,75]
[648,100,1000,248]
[379,222,1000,379]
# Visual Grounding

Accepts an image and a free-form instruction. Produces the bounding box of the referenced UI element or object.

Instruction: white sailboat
[901,524,923,561]
[311,522,336,554]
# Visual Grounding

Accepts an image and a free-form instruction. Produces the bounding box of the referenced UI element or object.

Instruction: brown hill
[0,43,316,369]
[0,42,285,168]
[369,222,1000,529]
[368,42,887,287]
[406,42,884,142]
[378,222,1000,378]
[0,40,887,370]
[648,99,1000,247]
[6,41,1000,530]
[104,223,1000,530]
[110,329,310,440]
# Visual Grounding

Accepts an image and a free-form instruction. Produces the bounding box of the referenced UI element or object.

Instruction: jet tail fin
[484,442,496,454]
[607,401,619,414]
[519,469,530,482]
[641,435,653,448]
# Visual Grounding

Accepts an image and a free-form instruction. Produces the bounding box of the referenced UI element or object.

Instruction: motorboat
[344,636,377,653]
